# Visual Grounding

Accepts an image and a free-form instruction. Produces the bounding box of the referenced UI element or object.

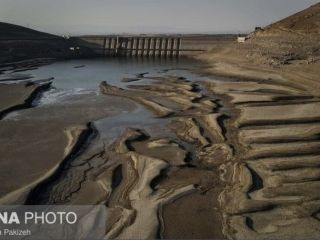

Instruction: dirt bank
[197,37,320,97]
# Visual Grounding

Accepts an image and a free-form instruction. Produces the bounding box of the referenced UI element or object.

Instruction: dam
[72,35,236,57]
[99,36,182,57]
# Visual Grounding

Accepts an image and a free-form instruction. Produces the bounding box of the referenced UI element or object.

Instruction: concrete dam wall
[72,35,236,57]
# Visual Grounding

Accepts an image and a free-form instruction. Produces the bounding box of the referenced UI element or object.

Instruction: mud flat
[0,58,229,238]
[93,51,320,239]
[13,61,320,239]
[18,72,229,239]
[0,90,137,204]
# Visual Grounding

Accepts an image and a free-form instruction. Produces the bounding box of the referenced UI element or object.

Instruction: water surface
[9,57,207,141]
[23,58,203,91]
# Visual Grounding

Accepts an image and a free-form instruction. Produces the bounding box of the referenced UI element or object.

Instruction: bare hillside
[242,3,320,68]
[0,22,95,63]
[255,2,320,36]
[0,22,59,39]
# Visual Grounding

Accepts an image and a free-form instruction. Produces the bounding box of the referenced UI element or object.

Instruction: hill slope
[0,22,95,63]
[244,3,320,67]
[256,2,320,36]
[0,22,59,39]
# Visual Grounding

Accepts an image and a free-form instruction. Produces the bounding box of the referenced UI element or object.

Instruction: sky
[0,0,319,35]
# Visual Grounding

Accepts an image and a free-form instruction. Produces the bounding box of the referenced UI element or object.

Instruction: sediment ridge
[0,80,52,120]
[25,122,97,204]
[203,76,320,240]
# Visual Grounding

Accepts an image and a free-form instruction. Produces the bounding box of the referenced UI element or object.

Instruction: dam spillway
[79,36,183,57]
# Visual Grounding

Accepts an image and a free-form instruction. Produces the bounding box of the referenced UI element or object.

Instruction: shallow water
[94,105,166,140]
[14,57,206,106]
[8,57,207,140]
[23,58,202,87]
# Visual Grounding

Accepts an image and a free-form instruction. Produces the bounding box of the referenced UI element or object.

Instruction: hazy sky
[0,0,318,35]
